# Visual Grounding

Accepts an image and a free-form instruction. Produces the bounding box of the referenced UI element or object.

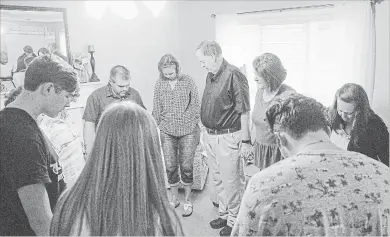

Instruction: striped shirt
[152,74,200,137]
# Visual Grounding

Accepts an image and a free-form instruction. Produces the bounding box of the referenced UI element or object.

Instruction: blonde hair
[50,101,184,236]
[253,53,287,92]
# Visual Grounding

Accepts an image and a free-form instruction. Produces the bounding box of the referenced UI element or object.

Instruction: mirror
[0,5,71,92]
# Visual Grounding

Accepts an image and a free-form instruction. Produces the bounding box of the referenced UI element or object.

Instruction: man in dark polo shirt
[83,65,145,156]
[195,40,252,236]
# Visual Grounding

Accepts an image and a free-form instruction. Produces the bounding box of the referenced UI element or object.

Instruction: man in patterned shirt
[152,54,200,217]
[83,65,145,157]
[232,94,390,236]
[196,40,252,236]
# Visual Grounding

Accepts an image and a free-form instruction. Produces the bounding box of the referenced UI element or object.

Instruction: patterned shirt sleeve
[232,71,250,114]
[152,80,162,125]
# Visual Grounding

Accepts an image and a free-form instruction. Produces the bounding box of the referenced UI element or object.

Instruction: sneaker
[210,218,227,229]
[219,225,232,236]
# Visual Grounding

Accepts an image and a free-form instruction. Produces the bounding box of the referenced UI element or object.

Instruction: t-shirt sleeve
[83,93,100,124]
[232,71,251,114]
[3,139,51,190]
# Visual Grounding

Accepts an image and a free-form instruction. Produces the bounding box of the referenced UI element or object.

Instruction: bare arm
[18,183,53,236]
[241,111,251,141]
[83,120,96,158]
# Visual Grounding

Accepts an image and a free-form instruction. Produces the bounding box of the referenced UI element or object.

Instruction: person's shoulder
[368,113,388,130]
[129,87,141,96]
[88,85,107,98]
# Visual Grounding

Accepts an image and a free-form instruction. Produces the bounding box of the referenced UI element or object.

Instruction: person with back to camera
[232,93,390,236]
[50,101,185,236]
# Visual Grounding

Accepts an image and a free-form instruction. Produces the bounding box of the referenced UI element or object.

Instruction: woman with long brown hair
[329,83,389,166]
[50,101,185,236]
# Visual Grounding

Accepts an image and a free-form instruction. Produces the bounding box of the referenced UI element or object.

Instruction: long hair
[50,101,184,236]
[157,54,181,80]
[329,83,373,145]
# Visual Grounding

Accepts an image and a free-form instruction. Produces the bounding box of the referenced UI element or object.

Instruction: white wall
[1,0,181,110]
[373,0,390,127]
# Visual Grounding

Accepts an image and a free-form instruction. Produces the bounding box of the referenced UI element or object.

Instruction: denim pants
[203,130,245,227]
[160,128,200,186]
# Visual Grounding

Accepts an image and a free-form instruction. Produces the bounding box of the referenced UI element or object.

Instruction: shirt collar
[209,59,227,82]
[106,83,130,99]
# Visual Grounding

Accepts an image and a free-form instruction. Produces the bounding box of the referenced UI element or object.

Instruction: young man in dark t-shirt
[0,55,78,236]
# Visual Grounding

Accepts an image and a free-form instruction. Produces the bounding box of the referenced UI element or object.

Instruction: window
[216,6,340,108]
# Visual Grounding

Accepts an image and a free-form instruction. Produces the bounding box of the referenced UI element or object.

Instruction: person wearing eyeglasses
[328,83,389,166]
[83,65,145,158]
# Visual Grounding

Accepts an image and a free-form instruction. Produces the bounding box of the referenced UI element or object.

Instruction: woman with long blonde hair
[50,101,185,236]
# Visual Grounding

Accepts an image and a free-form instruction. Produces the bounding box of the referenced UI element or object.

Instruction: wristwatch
[242,140,251,144]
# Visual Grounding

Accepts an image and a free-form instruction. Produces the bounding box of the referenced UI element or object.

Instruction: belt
[205,127,240,135]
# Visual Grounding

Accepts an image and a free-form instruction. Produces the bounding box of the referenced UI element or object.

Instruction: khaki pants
[203,130,245,227]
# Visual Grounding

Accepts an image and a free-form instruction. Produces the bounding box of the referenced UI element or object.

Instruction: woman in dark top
[329,83,389,166]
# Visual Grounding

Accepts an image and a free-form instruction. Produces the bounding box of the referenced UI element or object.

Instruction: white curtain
[331,1,376,102]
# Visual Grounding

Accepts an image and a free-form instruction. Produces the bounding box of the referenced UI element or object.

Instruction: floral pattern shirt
[232,150,390,236]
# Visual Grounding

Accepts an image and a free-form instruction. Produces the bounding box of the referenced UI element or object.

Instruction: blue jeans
[160,127,200,186]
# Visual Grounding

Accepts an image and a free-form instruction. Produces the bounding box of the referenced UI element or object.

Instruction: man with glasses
[83,65,145,157]
[0,55,78,236]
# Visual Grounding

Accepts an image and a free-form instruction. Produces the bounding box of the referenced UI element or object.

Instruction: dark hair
[24,54,78,93]
[266,93,330,139]
[23,45,34,54]
[4,86,23,107]
[24,56,35,67]
[157,54,181,79]
[253,53,287,92]
[110,65,130,81]
[329,83,374,145]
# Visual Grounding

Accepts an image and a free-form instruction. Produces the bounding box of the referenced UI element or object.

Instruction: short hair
[266,93,329,140]
[196,40,223,58]
[157,54,181,79]
[23,45,34,54]
[4,86,23,107]
[24,56,35,67]
[110,65,130,81]
[24,55,78,93]
[38,47,50,55]
[253,53,287,92]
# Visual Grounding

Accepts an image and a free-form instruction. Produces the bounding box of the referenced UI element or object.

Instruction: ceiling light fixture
[85,1,166,20]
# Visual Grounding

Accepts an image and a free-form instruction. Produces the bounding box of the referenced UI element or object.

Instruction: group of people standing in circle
[1,39,388,236]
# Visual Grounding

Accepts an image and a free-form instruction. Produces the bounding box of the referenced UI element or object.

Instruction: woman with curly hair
[329,83,389,166]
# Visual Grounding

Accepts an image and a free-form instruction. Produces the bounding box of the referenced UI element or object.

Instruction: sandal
[182,202,193,217]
